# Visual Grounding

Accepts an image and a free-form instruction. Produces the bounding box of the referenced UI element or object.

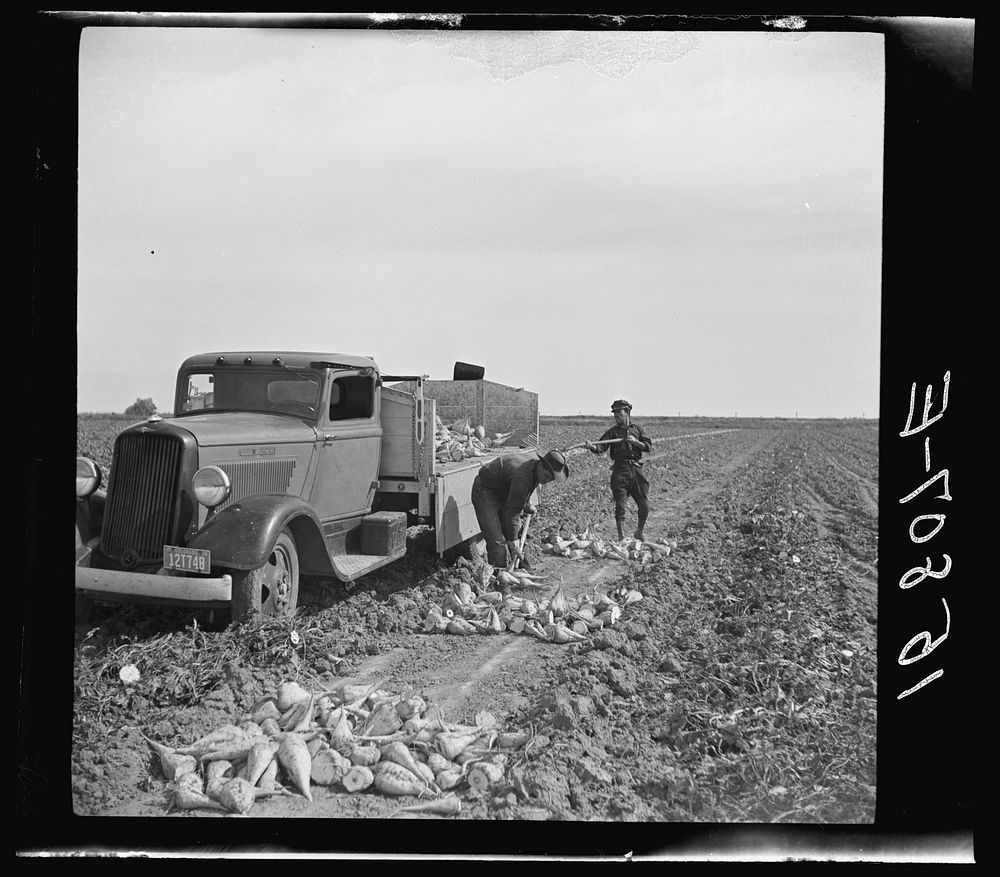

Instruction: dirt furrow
[821,453,879,518]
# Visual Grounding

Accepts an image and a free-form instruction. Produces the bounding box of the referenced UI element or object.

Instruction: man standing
[585,399,653,541]
[471,449,570,569]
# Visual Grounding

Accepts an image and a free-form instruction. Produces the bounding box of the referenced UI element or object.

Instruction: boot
[634,515,647,542]
[616,519,625,541]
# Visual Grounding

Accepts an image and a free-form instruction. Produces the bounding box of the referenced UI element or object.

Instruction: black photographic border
[28,10,976,862]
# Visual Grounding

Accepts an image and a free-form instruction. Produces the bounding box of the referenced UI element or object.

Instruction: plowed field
[70,418,878,841]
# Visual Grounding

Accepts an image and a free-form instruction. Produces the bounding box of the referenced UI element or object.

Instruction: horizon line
[77,410,880,421]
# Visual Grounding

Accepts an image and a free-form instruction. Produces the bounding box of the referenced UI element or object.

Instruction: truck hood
[166,412,319,447]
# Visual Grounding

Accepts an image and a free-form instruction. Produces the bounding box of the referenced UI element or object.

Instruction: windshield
[176,368,321,418]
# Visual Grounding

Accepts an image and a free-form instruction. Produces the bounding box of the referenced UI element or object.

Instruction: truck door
[310,371,381,521]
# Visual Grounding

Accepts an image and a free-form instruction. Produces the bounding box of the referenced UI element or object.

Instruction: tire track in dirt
[642,428,742,469]
[652,428,742,443]
[353,635,541,718]
[796,472,878,630]
[349,555,632,720]
[646,429,778,531]
[800,481,878,578]
[821,454,879,519]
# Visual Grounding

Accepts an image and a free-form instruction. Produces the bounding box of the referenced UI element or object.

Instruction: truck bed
[379,380,541,555]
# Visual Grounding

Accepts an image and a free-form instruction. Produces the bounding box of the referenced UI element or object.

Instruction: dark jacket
[475,451,542,541]
[590,422,653,469]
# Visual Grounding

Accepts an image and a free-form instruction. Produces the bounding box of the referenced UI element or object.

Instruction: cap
[611,399,632,412]
[541,449,570,480]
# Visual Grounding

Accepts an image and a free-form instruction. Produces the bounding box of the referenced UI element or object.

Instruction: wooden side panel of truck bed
[433,459,483,554]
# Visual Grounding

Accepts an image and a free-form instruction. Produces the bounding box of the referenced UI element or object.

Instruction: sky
[76,25,884,418]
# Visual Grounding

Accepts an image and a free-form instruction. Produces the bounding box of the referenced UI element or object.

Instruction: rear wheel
[231,531,299,623]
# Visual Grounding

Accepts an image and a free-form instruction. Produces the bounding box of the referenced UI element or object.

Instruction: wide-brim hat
[541,449,570,480]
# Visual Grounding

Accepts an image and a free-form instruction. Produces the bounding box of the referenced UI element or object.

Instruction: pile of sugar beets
[422,545,648,644]
[145,679,545,817]
[540,529,676,566]
[433,415,511,464]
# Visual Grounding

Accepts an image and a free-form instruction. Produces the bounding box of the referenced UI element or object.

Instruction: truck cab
[76,351,540,622]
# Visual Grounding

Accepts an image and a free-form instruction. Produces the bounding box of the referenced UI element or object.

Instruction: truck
[75,352,541,622]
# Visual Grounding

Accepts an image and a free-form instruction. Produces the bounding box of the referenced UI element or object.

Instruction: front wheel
[231,531,299,623]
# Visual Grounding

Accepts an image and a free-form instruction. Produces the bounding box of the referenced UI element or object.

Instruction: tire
[231,531,299,623]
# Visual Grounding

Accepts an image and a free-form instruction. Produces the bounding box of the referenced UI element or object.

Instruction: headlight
[192,465,231,508]
[76,457,102,498]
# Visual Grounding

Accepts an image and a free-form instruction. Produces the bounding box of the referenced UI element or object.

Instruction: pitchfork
[559,437,624,453]
[510,513,532,571]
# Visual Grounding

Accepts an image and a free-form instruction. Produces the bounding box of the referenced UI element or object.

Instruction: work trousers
[610,465,651,522]
[471,477,517,568]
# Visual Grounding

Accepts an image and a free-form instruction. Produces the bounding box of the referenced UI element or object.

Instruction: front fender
[187,495,330,573]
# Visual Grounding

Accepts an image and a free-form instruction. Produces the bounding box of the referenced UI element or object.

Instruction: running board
[330,547,407,582]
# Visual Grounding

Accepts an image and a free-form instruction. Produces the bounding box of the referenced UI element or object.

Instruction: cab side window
[329,375,374,421]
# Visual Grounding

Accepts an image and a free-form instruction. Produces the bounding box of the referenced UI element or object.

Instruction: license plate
[163,546,212,574]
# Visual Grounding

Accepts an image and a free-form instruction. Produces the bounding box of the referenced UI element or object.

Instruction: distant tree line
[124,397,157,417]
[78,397,165,419]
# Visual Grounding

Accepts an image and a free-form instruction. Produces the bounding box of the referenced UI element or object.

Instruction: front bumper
[75,565,233,607]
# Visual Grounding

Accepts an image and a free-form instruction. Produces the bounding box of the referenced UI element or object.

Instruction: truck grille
[101,432,183,564]
[218,459,295,509]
